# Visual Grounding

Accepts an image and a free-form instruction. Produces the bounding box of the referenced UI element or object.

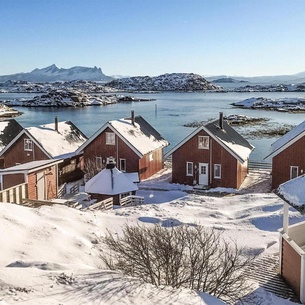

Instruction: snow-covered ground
[0,168,304,305]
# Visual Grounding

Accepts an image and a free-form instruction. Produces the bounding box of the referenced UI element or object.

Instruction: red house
[165,113,254,189]
[76,112,169,181]
[0,118,87,185]
[265,120,305,189]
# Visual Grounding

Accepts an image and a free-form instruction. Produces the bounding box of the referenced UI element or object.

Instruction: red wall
[272,137,305,189]
[281,238,301,298]
[83,128,164,180]
[172,130,246,189]
[3,134,49,168]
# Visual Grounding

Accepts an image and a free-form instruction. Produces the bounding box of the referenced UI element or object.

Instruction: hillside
[106,73,222,91]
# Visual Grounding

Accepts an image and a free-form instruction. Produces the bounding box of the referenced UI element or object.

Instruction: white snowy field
[0,169,304,305]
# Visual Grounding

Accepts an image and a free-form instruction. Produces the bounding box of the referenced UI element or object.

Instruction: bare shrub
[83,156,103,181]
[100,224,255,304]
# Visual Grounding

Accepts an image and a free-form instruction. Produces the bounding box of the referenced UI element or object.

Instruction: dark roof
[205,119,253,151]
[0,119,23,152]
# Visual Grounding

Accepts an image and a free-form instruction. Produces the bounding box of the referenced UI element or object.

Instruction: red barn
[76,112,169,181]
[165,113,254,189]
[265,120,305,189]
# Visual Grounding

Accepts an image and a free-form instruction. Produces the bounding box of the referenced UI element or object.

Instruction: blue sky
[1,0,305,77]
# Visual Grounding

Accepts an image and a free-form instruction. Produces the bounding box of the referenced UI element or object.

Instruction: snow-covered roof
[165,118,254,163]
[265,120,305,159]
[77,115,169,157]
[0,120,87,159]
[0,119,23,152]
[276,175,305,214]
[85,166,138,195]
[0,159,63,175]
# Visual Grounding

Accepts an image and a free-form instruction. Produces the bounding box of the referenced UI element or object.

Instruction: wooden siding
[171,130,244,188]
[3,173,25,189]
[272,136,305,189]
[3,133,49,168]
[27,166,57,200]
[83,127,164,180]
[281,238,301,298]
[139,148,163,180]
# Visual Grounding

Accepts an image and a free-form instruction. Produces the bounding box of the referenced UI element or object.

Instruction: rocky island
[106,73,222,92]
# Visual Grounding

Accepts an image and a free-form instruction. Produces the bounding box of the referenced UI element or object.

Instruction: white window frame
[24,139,33,151]
[198,136,209,149]
[186,162,193,176]
[214,164,221,179]
[106,132,115,145]
[120,158,126,172]
[290,166,299,180]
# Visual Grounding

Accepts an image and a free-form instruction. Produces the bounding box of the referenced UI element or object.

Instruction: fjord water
[3,91,305,161]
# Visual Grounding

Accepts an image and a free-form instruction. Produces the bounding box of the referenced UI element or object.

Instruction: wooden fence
[0,183,28,204]
[86,197,113,211]
[120,195,144,207]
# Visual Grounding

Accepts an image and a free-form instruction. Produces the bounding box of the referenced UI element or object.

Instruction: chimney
[106,156,116,169]
[131,110,135,126]
[55,116,58,132]
[219,112,224,129]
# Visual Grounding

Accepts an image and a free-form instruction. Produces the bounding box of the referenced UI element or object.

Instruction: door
[36,172,45,200]
[199,163,209,185]
[290,166,299,180]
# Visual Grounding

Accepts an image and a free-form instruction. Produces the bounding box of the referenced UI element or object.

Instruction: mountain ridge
[0,65,112,82]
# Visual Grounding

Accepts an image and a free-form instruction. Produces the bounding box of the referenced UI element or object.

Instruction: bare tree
[100,224,255,304]
[83,156,104,181]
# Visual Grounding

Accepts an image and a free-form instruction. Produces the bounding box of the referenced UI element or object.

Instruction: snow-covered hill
[106,73,222,91]
[0,64,113,83]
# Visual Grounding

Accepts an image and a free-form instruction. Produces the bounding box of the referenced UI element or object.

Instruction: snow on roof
[26,121,87,158]
[0,119,23,151]
[109,116,169,156]
[267,120,305,158]
[276,175,305,214]
[0,159,63,174]
[166,118,253,163]
[85,166,138,195]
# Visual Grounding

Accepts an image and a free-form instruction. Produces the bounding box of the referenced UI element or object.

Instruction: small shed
[0,159,63,202]
[276,175,305,303]
[85,158,139,206]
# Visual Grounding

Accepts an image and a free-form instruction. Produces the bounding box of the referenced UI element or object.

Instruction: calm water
[2,91,305,161]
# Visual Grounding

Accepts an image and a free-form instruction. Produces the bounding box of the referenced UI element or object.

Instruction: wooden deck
[247,255,299,303]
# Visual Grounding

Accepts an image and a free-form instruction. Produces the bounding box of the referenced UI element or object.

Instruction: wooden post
[283,202,289,234]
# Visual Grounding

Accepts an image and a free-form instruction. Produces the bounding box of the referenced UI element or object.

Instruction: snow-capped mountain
[106,73,221,91]
[0,65,113,82]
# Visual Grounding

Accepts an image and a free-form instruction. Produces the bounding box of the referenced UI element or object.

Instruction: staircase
[248,255,299,302]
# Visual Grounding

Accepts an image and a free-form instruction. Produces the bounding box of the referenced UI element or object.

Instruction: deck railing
[0,183,28,204]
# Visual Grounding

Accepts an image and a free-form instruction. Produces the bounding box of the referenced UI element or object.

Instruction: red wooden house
[76,112,169,181]
[276,175,305,303]
[0,118,87,185]
[265,120,305,189]
[165,113,254,189]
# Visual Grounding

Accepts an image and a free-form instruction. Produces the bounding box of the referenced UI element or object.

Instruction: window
[24,139,33,151]
[106,132,115,145]
[120,158,126,172]
[214,164,221,179]
[198,136,209,149]
[96,157,103,169]
[186,162,193,176]
[290,166,299,180]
